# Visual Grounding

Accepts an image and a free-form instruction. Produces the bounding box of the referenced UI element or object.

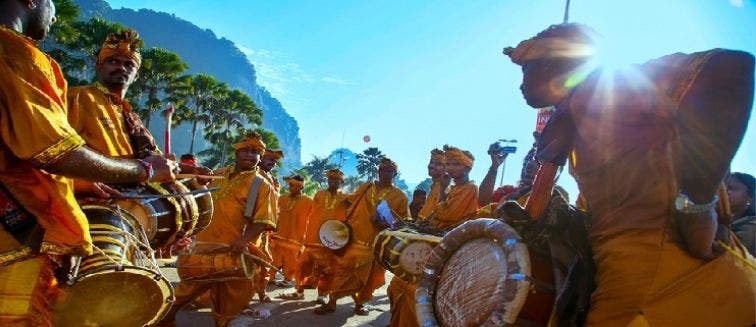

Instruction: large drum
[318,219,351,250]
[373,228,441,283]
[54,205,174,326]
[415,218,555,327]
[181,178,214,236]
[176,242,258,282]
[114,181,200,249]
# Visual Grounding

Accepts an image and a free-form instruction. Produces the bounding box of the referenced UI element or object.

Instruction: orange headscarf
[263,149,284,160]
[379,158,398,171]
[284,175,305,187]
[233,131,266,152]
[443,145,474,168]
[429,148,445,164]
[96,29,143,70]
[326,168,345,181]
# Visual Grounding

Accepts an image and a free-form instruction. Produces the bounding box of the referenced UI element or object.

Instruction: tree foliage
[356,147,386,181]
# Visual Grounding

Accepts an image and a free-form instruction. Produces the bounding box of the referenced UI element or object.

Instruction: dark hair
[534,23,599,44]
[288,174,305,182]
[730,172,755,217]
[413,189,427,196]
[180,154,196,161]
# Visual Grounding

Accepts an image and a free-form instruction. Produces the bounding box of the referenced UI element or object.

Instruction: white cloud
[729,0,744,7]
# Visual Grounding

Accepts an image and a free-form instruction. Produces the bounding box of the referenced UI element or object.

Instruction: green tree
[173,74,228,154]
[356,147,386,181]
[302,155,335,187]
[130,47,188,128]
[203,90,263,167]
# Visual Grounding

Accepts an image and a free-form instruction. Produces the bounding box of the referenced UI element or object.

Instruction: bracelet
[136,159,154,182]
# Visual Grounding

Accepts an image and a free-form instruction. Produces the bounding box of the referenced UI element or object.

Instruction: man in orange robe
[270,175,313,286]
[417,148,447,219]
[255,148,283,301]
[426,145,479,231]
[505,23,755,326]
[315,158,409,316]
[283,168,348,302]
[0,2,177,326]
[157,132,277,327]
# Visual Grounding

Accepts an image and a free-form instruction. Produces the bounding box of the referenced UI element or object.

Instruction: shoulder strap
[243,175,265,219]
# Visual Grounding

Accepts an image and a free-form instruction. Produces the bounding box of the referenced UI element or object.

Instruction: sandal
[277,291,304,300]
[258,294,272,303]
[314,304,336,315]
[354,305,369,316]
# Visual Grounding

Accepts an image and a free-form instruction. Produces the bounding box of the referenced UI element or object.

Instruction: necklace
[324,191,340,211]
[213,166,257,200]
[285,195,299,211]
[370,183,391,206]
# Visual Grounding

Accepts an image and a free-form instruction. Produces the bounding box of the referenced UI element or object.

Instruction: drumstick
[384,230,442,243]
[176,174,225,180]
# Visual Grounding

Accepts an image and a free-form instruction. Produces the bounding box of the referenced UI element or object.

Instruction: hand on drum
[229,238,249,254]
[179,164,213,185]
[74,181,123,204]
[144,154,180,183]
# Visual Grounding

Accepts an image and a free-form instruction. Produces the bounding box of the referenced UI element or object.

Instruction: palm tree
[342,175,364,193]
[356,147,386,181]
[204,90,262,166]
[131,47,188,128]
[302,155,335,187]
[173,74,227,154]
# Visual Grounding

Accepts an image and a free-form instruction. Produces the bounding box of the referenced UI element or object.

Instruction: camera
[489,140,517,155]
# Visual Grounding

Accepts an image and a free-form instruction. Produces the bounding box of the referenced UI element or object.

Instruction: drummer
[0,3,176,325]
[255,148,283,301]
[282,168,349,303]
[315,158,409,315]
[259,149,284,190]
[270,175,313,288]
[156,132,278,327]
[417,148,447,219]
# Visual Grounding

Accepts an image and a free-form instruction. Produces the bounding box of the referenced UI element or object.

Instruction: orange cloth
[417,181,442,219]
[428,181,479,231]
[270,193,313,280]
[561,50,756,326]
[387,276,419,327]
[0,27,91,261]
[67,83,137,157]
[164,166,277,325]
[0,256,55,327]
[96,29,142,70]
[329,182,408,302]
[296,189,349,291]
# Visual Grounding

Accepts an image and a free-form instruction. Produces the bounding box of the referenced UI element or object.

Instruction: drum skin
[373,228,436,283]
[54,205,173,327]
[182,178,214,236]
[416,218,554,327]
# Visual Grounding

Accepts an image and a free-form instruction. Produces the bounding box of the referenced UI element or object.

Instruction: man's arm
[44,146,177,183]
[675,50,754,259]
[479,145,507,206]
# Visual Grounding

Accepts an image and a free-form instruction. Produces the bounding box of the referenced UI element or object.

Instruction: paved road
[159,260,393,327]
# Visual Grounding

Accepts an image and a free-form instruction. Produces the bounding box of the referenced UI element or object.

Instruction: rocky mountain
[73,0,302,169]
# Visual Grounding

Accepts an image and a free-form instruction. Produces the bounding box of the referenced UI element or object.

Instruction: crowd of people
[0,1,754,326]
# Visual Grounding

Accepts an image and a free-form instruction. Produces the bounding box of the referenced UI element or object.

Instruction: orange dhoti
[296,245,336,294]
[269,236,301,281]
[169,278,256,326]
[387,276,419,327]
[0,256,55,327]
[329,243,385,304]
[587,228,756,326]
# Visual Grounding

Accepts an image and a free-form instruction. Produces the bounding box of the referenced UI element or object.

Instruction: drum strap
[243,176,264,219]
[0,183,43,251]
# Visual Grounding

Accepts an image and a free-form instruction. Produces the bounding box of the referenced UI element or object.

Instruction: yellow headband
[429,148,445,164]
[285,176,304,187]
[443,145,474,168]
[97,29,143,70]
[234,132,266,152]
[264,149,284,160]
[503,37,594,66]
[326,169,345,181]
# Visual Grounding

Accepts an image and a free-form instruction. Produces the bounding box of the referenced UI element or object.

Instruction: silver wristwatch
[674,192,719,214]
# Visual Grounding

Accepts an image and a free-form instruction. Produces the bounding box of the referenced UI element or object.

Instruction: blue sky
[108,0,755,199]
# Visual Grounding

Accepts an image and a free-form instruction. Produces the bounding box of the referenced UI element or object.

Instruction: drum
[53,205,174,326]
[176,242,258,282]
[415,218,555,327]
[373,228,441,283]
[114,182,199,249]
[319,219,351,250]
[181,178,214,236]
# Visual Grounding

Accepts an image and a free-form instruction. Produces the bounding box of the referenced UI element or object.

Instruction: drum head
[398,241,435,277]
[416,218,531,327]
[319,219,350,250]
[54,267,173,326]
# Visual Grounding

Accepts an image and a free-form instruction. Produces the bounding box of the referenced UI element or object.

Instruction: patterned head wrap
[429,148,445,164]
[503,23,597,66]
[326,168,345,181]
[443,145,474,168]
[233,131,266,152]
[263,149,284,160]
[96,29,143,70]
[284,175,305,187]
